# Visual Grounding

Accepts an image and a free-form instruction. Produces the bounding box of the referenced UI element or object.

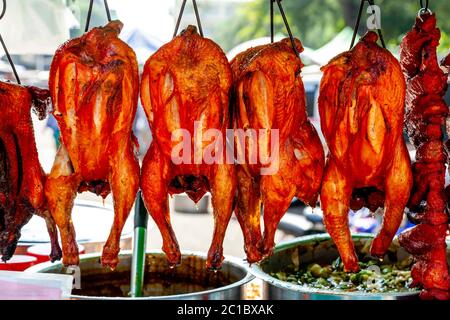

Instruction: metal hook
[418,0,432,21]
[85,0,112,33]
[350,0,386,50]
[0,0,21,84]
[417,8,432,21]
[173,0,204,38]
[270,0,300,58]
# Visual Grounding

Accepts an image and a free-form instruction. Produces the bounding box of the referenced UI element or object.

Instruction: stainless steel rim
[26,250,254,300]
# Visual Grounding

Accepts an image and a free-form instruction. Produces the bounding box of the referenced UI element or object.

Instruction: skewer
[130,191,148,298]
[0,0,21,84]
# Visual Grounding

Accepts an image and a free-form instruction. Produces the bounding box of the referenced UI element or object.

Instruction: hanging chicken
[319,31,413,272]
[46,20,140,268]
[140,26,235,269]
[399,12,449,300]
[0,82,61,262]
[230,38,324,262]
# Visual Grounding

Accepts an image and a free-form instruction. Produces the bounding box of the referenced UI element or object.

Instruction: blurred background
[1,0,449,261]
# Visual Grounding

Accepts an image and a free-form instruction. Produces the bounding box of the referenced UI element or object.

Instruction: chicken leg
[141,143,180,266]
[207,163,236,268]
[45,144,80,266]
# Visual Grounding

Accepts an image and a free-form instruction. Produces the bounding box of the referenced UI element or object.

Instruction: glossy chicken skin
[0,82,61,262]
[231,39,324,262]
[46,20,140,268]
[319,32,413,272]
[140,26,235,269]
[399,13,449,300]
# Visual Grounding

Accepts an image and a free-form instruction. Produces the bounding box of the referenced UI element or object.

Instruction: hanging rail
[350,0,386,50]
[85,0,112,32]
[173,0,204,38]
[0,0,20,84]
[270,0,299,57]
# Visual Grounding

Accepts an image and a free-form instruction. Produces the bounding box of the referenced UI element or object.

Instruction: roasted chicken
[0,81,61,262]
[140,26,235,269]
[230,38,324,262]
[399,13,449,300]
[46,20,140,268]
[319,31,413,272]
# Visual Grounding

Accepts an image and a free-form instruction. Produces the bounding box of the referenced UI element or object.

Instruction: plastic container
[0,271,74,299]
[0,255,37,271]
[27,244,85,263]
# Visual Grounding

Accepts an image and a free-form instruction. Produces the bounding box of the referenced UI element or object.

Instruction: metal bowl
[250,233,441,300]
[26,251,253,300]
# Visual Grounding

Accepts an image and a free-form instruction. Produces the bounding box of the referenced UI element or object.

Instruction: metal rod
[270,0,274,43]
[0,34,20,84]
[173,0,187,38]
[350,0,385,49]
[367,0,386,49]
[173,0,204,38]
[192,0,204,37]
[420,0,429,11]
[85,0,112,32]
[85,0,94,32]
[377,29,386,48]
[275,0,299,57]
[350,0,365,50]
[0,0,20,84]
[0,0,5,20]
[104,0,112,22]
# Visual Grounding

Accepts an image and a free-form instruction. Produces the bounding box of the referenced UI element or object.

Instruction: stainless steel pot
[250,233,447,300]
[26,251,253,300]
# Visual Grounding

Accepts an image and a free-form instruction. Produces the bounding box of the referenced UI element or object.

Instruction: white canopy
[0,0,76,55]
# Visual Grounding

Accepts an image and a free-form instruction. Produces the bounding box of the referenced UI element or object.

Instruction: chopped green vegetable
[270,257,414,293]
